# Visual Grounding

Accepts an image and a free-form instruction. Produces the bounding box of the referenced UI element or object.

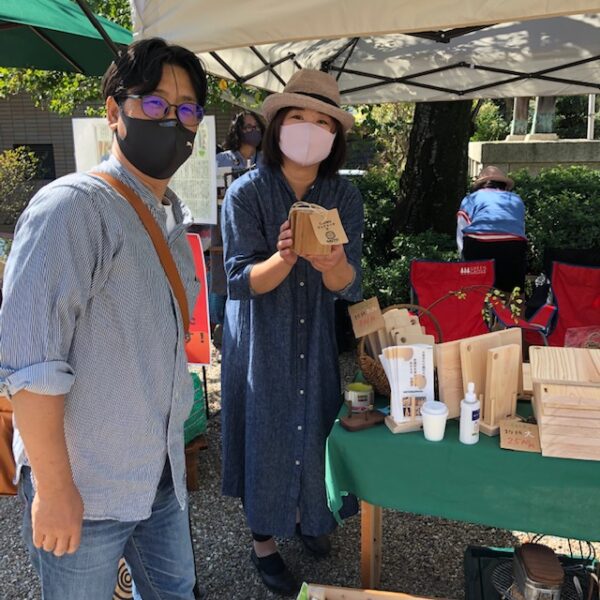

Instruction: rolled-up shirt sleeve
[222,187,270,300]
[0,182,106,399]
[334,185,364,302]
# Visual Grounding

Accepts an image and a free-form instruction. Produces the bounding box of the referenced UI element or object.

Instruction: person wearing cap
[220,69,363,595]
[457,165,527,292]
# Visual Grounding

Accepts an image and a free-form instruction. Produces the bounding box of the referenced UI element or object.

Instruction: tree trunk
[390,100,472,236]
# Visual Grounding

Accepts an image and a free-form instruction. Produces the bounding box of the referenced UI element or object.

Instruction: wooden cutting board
[435,328,522,419]
[459,328,523,410]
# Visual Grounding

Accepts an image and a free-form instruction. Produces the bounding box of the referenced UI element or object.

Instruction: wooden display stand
[530,346,600,460]
[480,344,520,435]
[385,396,424,433]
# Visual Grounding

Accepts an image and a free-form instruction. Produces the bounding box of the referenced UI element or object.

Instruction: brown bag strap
[90,172,190,340]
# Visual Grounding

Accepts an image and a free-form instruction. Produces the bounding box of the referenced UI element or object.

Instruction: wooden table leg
[360,500,382,589]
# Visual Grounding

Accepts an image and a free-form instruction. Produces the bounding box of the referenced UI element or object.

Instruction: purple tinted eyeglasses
[124,94,204,127]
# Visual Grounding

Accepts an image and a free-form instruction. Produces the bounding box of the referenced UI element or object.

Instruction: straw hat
[473,165,514,191]
[261,69,354,132]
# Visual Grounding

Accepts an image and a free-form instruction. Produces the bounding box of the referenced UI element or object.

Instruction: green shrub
[471,100,510,141]
[0,146,39,226]
[362,231,456,305]
[512,166,600,273]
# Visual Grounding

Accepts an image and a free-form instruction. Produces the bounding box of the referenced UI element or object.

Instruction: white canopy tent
[130,1,600,104]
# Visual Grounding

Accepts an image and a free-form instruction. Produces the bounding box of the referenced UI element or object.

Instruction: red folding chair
[491,300,557,346]
[547,262,600,347]
[410,259,494,342]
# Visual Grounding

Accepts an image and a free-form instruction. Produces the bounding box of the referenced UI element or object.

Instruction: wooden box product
[289,205,331,257]
[530,346,600,460]
[305,584,432,600]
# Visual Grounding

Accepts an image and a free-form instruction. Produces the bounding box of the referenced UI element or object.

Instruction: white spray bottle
[459,382,480,445]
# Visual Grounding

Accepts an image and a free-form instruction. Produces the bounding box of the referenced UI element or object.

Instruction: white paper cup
[420,401,449,442]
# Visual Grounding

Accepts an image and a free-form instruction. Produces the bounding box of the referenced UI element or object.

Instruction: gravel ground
[1,350,598,600]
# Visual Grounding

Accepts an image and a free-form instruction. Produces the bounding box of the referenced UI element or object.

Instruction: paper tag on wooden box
[309,208,349,245]
[499,418,541,453]
[348,297,386,339]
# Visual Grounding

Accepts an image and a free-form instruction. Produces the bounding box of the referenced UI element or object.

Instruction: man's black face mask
[117,112,196,180]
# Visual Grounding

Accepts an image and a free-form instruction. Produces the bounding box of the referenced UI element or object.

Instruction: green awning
[0,0,132,76]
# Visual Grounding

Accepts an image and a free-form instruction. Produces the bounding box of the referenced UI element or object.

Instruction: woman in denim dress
[220,69,364,595]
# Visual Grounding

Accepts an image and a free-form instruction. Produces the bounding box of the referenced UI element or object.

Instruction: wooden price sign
[499,417,541,453]
[348,297,386,339]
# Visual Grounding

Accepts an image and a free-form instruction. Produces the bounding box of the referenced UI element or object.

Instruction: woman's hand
[277,220,298,267]
[305,244,346,273]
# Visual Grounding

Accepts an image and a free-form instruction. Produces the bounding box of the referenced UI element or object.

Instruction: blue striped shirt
[0,155,199,521]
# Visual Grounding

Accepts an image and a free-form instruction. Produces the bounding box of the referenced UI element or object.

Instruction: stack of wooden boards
[530,346,600,460]
[435,328,523,435]
[362,307,434,359]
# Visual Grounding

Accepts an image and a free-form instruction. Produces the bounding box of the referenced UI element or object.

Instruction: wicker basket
[356,303,443,397]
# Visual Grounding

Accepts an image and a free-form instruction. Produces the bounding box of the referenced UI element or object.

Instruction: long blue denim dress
[221,167,364,537]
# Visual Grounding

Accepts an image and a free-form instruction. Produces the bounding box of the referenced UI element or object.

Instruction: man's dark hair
[102,38,207,106]
[223,111,265,152]
[261,108,347,178]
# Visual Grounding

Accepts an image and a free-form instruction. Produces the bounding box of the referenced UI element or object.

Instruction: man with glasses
[0,38,206,599]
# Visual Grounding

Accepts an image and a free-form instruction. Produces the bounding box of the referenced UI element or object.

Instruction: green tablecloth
[325,402,600,541]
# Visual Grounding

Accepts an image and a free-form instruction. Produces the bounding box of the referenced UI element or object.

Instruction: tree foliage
[471,100,510,141]
[354,103,413,168]
[0,147,40,226]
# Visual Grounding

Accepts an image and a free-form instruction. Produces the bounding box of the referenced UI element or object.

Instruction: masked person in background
[220,69,364,596]
[209,111,266,345]
[217,110,265,171]
[0,38,206,599]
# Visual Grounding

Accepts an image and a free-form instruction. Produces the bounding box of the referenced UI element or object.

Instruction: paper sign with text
[185,233,211,366]
[309,208,349,245]
[348,297,386,338]
[500,418,541,453]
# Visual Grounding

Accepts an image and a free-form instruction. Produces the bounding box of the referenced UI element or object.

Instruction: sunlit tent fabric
[0,0,132,76]
[130,0,600,103]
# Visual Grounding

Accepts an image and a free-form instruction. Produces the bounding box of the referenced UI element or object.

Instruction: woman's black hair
[101,37,207,106]
[261,108,347,178]
[223,111,265,152]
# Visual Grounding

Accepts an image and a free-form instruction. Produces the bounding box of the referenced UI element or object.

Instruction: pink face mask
[279,122,336,167]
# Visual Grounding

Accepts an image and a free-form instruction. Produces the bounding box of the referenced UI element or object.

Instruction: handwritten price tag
[499,418,541,453]
[348,297,386,338]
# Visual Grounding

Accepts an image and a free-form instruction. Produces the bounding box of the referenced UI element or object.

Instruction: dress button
[299,281,305,287]
[297,425,303,431]
[299,390,304,395]
[300,354,305,359]
[300,319,305,324]
[295,460,301,466]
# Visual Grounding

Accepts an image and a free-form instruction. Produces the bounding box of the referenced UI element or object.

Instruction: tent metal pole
[249,46,287,87]
[74,0,121,58]
[588,94,596,140]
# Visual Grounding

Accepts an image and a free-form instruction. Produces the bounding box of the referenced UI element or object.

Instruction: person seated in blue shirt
[457,165,527,293]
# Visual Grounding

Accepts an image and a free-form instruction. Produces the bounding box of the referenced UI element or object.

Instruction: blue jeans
[20,463,196,600]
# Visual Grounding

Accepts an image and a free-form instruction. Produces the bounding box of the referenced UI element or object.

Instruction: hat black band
[294,91,339,108]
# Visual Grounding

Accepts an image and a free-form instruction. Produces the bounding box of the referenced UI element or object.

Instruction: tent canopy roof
[131,1,600,103]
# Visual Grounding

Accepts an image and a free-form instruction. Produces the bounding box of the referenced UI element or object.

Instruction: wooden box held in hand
[289,203,331,257]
